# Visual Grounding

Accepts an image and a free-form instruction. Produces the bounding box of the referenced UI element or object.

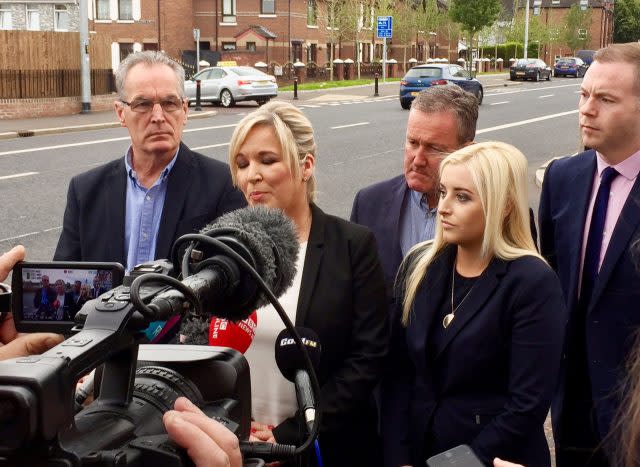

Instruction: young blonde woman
[226,101,388,467]
[381,141,566,467]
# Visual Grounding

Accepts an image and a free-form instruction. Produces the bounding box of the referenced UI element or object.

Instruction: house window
[307,43,317,63]
[26,6,39,30]
[222,41,236,51]
[292,42,302,61]
[119,42,134,62]
[143,42,158,51]
[0,4,12,30]
[95,0,109,20]
[261,0,274,14]
[118,0,132,20]
[307,0,316,26]
[222,0,236,23]
[551,0,560,4]
[246,41,256,52]
[54,4,69,31]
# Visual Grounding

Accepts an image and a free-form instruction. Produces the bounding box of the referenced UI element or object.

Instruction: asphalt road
[0,77,584,261]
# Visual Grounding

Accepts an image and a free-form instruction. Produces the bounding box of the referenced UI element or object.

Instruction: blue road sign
[377,16,392,39]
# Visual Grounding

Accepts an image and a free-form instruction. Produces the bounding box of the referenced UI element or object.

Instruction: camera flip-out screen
[11,261,124,333]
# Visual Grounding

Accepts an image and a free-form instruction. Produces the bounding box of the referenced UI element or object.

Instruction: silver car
[184,66,278,108]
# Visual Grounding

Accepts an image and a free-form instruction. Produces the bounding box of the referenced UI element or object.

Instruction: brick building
[515,0,614,61]
[1,0,457,73]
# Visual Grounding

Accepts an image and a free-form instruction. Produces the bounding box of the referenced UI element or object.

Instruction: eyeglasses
[120,96,185,113]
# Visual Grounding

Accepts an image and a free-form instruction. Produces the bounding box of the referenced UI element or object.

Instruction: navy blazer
[539,150,640,446]
[53,143,246,265]
[350,175,409,296]
[381,246,565,467]
[272,204,388,467]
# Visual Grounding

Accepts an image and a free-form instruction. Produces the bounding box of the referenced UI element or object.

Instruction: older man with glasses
[54,51,246,340]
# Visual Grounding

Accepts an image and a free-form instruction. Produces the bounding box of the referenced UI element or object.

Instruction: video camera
[0,207,320,467]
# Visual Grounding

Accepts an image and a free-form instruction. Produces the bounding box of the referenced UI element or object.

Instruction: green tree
[449,0,502,71]
[614,0,640,43]
[563,3,592,54]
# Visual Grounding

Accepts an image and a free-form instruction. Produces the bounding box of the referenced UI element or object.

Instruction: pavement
[2,72,556,185]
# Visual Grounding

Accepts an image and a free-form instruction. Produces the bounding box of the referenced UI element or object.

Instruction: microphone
[275,327,322,433]
[147,206,299,323]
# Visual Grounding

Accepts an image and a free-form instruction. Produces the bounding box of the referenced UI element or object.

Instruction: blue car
[399,64,483,109]
[554,57,588,78]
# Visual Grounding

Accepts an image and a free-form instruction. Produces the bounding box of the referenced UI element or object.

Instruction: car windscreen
[515,59,536,66]
[404,68,442,78]
[557,59,576,65]
[230,67,267,76]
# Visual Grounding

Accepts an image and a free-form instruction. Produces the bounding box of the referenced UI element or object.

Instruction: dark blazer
[33,286,56,315]
[53,143,246,265]
[539,149,640,448]
[272,204,389,467]
[350,175,539,297]
[381,246,565,467]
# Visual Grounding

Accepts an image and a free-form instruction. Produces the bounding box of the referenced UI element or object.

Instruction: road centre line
[0,231,40,242]
[538,94,554,99]
[490,101,509,106]
[0,108,578,158]
[331,122,369,130]
[0,123,240,157]
[485,82,580,97]
[0,172,38,180]
[476,109,578,134]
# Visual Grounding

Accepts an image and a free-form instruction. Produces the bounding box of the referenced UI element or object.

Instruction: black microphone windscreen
[275,327,321,382]
[200,206,299,309]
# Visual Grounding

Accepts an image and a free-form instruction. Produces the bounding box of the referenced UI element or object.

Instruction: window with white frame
[0,4,11,30]
[222,0,236,23]
[95,0,109,20]
[307,0,316,26]
[261,0,274,14]
[54,4,69,31]
[222,41,236,50]
[118,0,132,20]
[26,6,40,30]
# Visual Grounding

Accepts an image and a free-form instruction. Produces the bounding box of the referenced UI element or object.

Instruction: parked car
[554,57,588,78]
[509,59,552,81]
[576,49,596,66]
[184,66,278,107]
[399,64,483,110]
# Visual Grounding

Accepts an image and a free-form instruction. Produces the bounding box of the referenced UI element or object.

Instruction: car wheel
[546,71,551,81]
[475,87,483,105]
[510,76,516,81]
[220,89,234,108]
[400,99,411,110]
[535,71,540,82]
[256,98,270,106]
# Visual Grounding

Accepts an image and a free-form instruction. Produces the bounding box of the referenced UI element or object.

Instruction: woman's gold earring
[303,177,309,182]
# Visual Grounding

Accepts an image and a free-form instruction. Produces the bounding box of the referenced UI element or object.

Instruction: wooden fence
[0,30,111,70]
[0,69,115,99]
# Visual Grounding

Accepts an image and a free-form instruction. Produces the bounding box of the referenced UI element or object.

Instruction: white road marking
[0,231,40,242]
[490,101,509,106]
[538,94,554,99]
[331,122,370,130]
[0,172,38,180]
[192,142,230,151]
[0,123,239,157]
[477,109,578,134]
[485,82,580,97]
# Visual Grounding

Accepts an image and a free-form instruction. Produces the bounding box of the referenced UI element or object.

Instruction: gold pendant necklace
[443,259,476,329]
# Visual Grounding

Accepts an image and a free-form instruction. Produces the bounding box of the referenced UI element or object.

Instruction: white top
[244,241,309,426]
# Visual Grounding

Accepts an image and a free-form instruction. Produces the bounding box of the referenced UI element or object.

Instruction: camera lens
[134,366,204,414]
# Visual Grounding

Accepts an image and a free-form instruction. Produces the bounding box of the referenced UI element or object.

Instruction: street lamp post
[523,0,530,59]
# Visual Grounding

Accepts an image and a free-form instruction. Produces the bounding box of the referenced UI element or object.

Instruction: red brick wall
[0,94,116,120]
